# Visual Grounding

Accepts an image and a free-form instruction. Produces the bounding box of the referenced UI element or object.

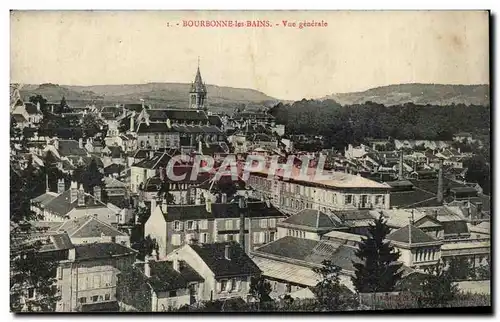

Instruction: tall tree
[29,95,48,116]
[72,159,103,193]
[81,113,102,138]
[58,96,68,114]
[464,155,490,195]
[352,215,403,293]
[312,259,352,310]
[249,275,272,303]
[419,260,459,307]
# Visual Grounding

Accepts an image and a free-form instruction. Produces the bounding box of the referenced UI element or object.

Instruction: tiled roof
[208,115,223,127]
[281,209,342,230]
[146,109,208,122]
[32,191,59,206]
[56,215,126,238]
[12,114,27,123]
[386,225,437,244]
[441,221,470,237]
[191,242,260,278]
[133,151,173,169]
[74,242,136,261]
[104,163,126,176]
[136,122,174,133]
[104,176,127,188]
[58,140,88,156]
[43,189,116,218]
[40,233,74,252]
[24,102,41,115]
[254,236,358,271]
[157,201,284,222]
[145,260,204,292]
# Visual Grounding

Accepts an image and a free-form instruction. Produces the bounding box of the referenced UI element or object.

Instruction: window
[286,284,292,293]
[225,219,233,230]
[259,232,266,244]
[199,220,208,230]
[226,234,234,242]
[92,295,99,302]
[171,234,181,246]
[105,294,110,301]
[200,233,208,243]
[270,232,276,242]
[230,279,238,291]
[56,266,63,280]
[260,219,268,228]
[269,218,276,228]
[187,220,195,230]
[169,290,177,297]
[220,280,228,292]
[103,274,112,287]
[93,275,101,289]
[235,219,241,228]
[253,232,260,243]
[79,297,87,304]
[344,195,353,205]
[174,221,181,231]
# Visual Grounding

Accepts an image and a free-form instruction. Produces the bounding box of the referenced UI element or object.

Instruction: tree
[419,260,459,307]
[58,96,68,114]
[81,113,102,138]
[464,156,490,195]
[10,159,60,311]
[312,259,352,310]
[29,95,48,116]
[352,215,403,293]
[249,275,272,303]
[447,257,473,281]
[72,159,104,193]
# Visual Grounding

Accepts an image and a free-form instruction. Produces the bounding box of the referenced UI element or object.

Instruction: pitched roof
[191,242,260,278]
[58,140,88,156]
[56,215,126,238]
[39,233,75,252]
[74,242,136,261]
[386,225,437,244]
[441,221,470,236]
[146,109,208,122]
[104,176,127,188]
[254,236,358,272]
[43,189,117,218]
[281,209,343,231]
[12,114,27,123]
[157,201,284,222]
[136,122,174,133]
[32,191,59,206]
[104,163,126,176]
[144,260,204,292]
[190,67,207,93]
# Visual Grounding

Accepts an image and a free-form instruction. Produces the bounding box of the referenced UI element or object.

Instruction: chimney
[77,184,85,206]
[221,193,227,204]
[79,138,83,149]
[238,197,247,250]
[144,256,152,277]
[150,198,157,217]
[398,151,404,180]
[172,258,179,272]
[93,186,102,203]
[437,159,444,203]
[130,116,135,132]
[206,198,212,213]
[36,102,41,112]
[161,197,168,213]
[57,179,65,194]
[224,244,231,260]
[70,181,78,203]
[45,174,50,193]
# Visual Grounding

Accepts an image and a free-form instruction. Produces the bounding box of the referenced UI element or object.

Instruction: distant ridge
[19,82,279,112]
[322,83,490,106]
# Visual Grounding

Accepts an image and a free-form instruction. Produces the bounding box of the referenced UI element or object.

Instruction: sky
[10,10,489,100]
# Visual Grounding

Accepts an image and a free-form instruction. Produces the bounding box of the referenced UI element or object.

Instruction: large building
[247,166,391,214]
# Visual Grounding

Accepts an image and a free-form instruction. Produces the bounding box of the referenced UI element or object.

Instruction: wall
[155,289,191,311]
[144,207,168,258]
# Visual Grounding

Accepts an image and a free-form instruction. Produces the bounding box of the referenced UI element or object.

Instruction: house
[34,215,130,246]
[144,197,285,257]
[56,242,137,312]
[276,208,347,240]
[166,242,261,303]
[32,183,121,225]
[11,100,43,126]
[130,150,180,194]
[118,255,204,311]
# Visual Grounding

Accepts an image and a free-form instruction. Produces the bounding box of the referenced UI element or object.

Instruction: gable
[414,215,442,229]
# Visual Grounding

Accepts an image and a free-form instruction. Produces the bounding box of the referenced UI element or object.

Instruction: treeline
[269,100,490,150]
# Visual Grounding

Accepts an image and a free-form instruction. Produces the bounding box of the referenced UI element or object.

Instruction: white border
[2,1,497,321]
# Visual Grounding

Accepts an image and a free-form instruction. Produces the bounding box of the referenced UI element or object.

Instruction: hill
[19,83,279,113]
[323,84,490,106]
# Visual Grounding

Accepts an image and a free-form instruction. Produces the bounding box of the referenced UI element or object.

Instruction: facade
[247,167,391,215]
[166,242,261,303]
[144,198,285,257]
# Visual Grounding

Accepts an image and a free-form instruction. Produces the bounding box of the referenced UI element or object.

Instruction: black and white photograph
[9,10,491,313]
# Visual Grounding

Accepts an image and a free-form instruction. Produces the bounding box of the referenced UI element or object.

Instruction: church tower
[189,58,207,109]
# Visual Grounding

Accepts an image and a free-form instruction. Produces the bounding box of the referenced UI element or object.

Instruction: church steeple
[189,57,207,109]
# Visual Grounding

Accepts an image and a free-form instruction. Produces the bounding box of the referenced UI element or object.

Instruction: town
[10,63,491,312]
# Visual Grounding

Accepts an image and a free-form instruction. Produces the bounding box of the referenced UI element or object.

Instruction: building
[56,242,137,312]
[118,255,204,311]
[144,198,285,257]
[247,166,391,215]
[166,242,261,303]
[189,63,207,109]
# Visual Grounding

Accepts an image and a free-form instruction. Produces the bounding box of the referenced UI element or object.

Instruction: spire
[191,58,207,94]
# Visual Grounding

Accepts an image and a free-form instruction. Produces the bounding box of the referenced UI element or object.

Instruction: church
[130,63,226,152]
